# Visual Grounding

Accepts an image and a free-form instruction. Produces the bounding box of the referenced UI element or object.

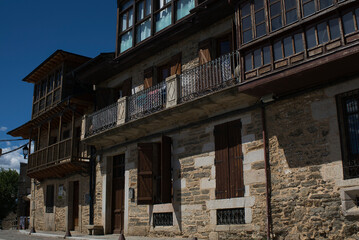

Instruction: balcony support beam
[166,74,180,108]
[70,111,76,160]
[81,114,87,140]
[57,115,62,159]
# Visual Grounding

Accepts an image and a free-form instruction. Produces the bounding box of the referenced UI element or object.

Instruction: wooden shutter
[122,78,132,96]
[214,122,230,199]
[199,39,213,65]
[170,53,182,75]
[137,143,153,204]
[227,119,244,198]
[160,136,172,203]
[144,67,153,89]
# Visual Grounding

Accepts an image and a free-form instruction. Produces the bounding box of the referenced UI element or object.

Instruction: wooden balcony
[27,138,89,180]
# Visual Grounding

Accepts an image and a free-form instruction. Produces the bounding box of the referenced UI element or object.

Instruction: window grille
[217,208,245,225]
[153,212,173,227]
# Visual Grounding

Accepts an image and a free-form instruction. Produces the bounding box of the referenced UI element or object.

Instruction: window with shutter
[138,143,154,204]
[199,39,213,65]
[170,53,182,76]
[144,67,154,89]
[214,119,244,199]
[46,185,54,213]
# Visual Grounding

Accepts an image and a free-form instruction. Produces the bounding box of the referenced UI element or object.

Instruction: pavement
[0,229,194,240]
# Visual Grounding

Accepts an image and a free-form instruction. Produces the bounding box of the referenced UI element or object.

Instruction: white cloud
[0,145,26,172]
[0,126,8,132]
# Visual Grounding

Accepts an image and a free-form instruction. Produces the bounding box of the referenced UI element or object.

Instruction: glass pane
[128,9,133,27]
[254,49,262,68]
[346,99,358,113]
[242,3,250,16]
[219,40,231,56]
[136,19,151,43]
[286,9,297,24]
[120,30,133,53]
[329,18,340,40]
[306,27,317,49]
[263,46,271,65]
[342,12,355,35]
[317,22,329,44]
[242,16,252,30]
[271,16,282,31]
[347,113,359,154]
[319,0,333,10]
[156,6,172,32]
[283,36,293,57]
[176,0,195,21]
[146,0,152,16]
[243,30,252,43]
[294,33,304,52]
[285,0,296,9]
[254,0,264,11]
[270,2,281,16]
[137,1,144,21]
[256,23,266,37]
[255,10,265,23]
[122,13,127,31]
[245,53,252,72]
[121,0,134,11]
[274,41,283,61]
[356,8,359,29]
[303,1,315,17]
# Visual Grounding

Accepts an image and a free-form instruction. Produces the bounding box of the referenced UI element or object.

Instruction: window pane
[128,9,133,27]
[317,22,329,44]
[219,40,231,56]
[270,2,281,16]
[254,0,264,11]
[294,33,304,52]
[274,41,283,61]
[319,0,333,10]
[283,36,293,57]
[242,3,250,16]
[245,53,252,72]
[136,19,151,43]
[156,6,172,32]
[137,1,145,21]
[356,8,359,28]
[285,0,296,9]
[122,13,127,31]
[243,30,252,43]
[254,49,262,68]
[122,0,134,11]
[342,12,355,35]
[306,27,317,49]
[347,113,359,154]
[329,18,340,39]
[286,9,297,24]
[256,23,266,37]
[242,16,252,30]
[120,30,133,53]
[146,0,152,16]
[303,1,315,17]
[271,16,282,31]
[263,46,271,65]
[255,10,265,23]
[176,0,195,21]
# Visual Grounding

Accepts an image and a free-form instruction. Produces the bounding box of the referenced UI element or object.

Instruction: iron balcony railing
[127,81,167,121]
[85,102,118,137]
[180,50,240,102]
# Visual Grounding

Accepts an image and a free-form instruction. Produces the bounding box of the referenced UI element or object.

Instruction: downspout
[261,102,272,240]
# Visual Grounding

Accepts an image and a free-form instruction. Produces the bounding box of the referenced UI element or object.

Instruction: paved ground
[0,229,193,240]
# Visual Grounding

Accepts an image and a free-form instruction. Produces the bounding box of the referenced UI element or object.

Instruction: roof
[23,50,91,84]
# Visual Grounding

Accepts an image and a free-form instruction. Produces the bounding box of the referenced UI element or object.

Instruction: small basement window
[217,208,245,225]
[153,212,173,227]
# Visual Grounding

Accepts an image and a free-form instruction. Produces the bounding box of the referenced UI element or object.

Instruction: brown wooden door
[73,181,79,229]
[112,154,125,234]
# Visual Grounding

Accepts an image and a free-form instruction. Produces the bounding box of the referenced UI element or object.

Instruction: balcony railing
[83,50,241,139]
[180,50,240,102]
[127,81,167,121]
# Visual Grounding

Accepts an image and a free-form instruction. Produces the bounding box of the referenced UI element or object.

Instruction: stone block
[244,169,266,185]
[206,196,255,210]
[194,156,214,168]
[200,178,215,189]
[243,149,264,164]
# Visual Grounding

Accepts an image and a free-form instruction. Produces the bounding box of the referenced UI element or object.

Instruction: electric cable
[0,143,28,156]
[0,138,27,142]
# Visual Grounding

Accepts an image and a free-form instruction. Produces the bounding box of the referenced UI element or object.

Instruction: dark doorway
[112,154,125,234]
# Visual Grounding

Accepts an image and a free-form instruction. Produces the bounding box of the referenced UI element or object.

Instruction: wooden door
[73,181,79,229]
[112,154,125,234]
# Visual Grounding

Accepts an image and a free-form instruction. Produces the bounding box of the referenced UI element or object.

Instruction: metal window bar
[180,50,240,102]
[85,102,118,137]
[127,81,167,121]
[153,212,173,227]
[217,208,245,225]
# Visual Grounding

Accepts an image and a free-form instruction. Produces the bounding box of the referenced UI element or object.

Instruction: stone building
[8,0,359,239]
[17,162,31,229]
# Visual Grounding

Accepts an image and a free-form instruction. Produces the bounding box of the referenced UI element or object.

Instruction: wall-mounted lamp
[23,145,29,159]
[129,188,135,202]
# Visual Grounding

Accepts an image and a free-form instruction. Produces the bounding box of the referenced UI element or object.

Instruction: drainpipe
[261,98,273,240]
[89,146,96,225]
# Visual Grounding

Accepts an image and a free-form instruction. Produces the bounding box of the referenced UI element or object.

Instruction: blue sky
[0,0,117,171]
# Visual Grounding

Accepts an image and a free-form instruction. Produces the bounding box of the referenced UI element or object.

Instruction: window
[119,0,134,53]
[337,89,359,179]
[214,119,244,199]
[217,208,245,225]
[301,0,334,17]
[244,45,270,72]
[153,213,173,226]
[305,17,341,49]
[137,136,172,204]
[136,0,151,43]
[342,9,359,35]
[46,185,54,213]
[176,0,195,21]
